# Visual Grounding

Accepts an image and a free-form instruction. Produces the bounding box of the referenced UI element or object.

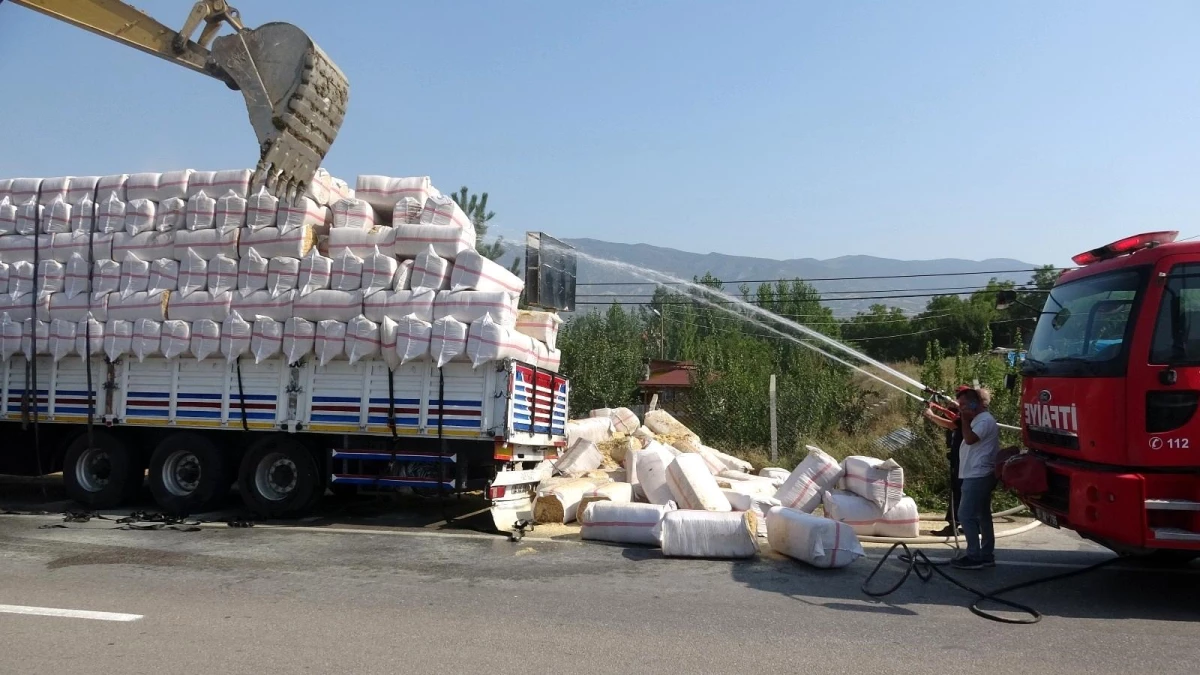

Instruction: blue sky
[2,1,1197,267]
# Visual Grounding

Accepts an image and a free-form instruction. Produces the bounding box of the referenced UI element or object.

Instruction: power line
[843,317,1028,342]
[577,283,1046,299]
[575,267,1064,287]
[574,288,1050,306]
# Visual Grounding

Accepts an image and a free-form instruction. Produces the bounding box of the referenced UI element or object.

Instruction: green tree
[450,186,506,261]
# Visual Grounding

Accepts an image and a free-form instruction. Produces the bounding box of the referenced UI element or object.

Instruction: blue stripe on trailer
[311,413,359,423]
[365,416,419,426]
[128,391,170,398]
[440,418,481,428]
[312,395,362,403]
[429,399,482,408]
[177,410,221,419]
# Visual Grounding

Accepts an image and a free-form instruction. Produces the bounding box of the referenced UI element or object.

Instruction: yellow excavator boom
[4,0,349,201]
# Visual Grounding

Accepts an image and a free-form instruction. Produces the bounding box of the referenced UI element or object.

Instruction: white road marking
[0,604,142,622]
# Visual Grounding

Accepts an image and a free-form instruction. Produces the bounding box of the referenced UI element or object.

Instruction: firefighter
[921,386,974,537]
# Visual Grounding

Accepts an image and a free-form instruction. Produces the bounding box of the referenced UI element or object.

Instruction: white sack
[666,454,732,512]
[305,168,353,207]
[22,318,49,357]
[411,245,450,290]
[47,293,109,323]
[345,315,380,364]
[0,313,20,360]
[328,226,396,260]
[190,318,222,361]
[362,288,434,323]
[773,445,845,513]
[14,199,42,236]
[722,491,780,537]
[148,258,179,295]
[0,261,9,295]
[393,223,476,259]
[660,511,758,559]
[554,439,604,478]
[154,197,187,232]
[0,198,16,235]
[875,496,921,539]
[332,197,376,229]
[103,319,132,361]
[125,198,156,235]
[37,259,65,297]
[608,407,640,435]
[187,169,251,200]
[277,197,327,235]
[210,254,239,298]
[329,248,363,291]
[765,506,864,569]
[185,191,217,230]
[128,169,190,202]
[112,231,174,263]
[450,248,524,295]
[393,314,431,364]
[632,443,676,506]
[355,175,432,212]
[237,248,269,296]
[361,246,399,296]
[75,313,104,360]
[823,490,920,539]
[173,227,239,260]
[314,319,346,366]
[293,289,363,322]
[95,193,125,234]
[45,199,72,234]
[251,318,284,363]
[419,193,473,231]
[237,226,314,259]
[107,291,168,321]
[68,196,94,233]
[466,313,540,367]
[645,409,700,443]
[119,256,150,298]
[566,417,614,446]
[91,259,120,299]
[433,290,518,328]
[63,253,89,299]
[246,186,279,231]
[95,174,128,203]
[378,316,401,369]
[283,317,316,364]
[64,176,100,205]
[230,289,295,322]
[48,318,77,361]
[392,196,423,224]
[843,455,905,513]
[221,311,252,362]
[759,467,791,486]
[429,316,467,367]
[0,234,51,264]
[160,319,191,359]
[168,290,230,322]
[267,256,300,297]
[577,482,635,522]
[515,310,562,350]
[131,318,162,361]
[178,249,209,297]
[297,249,332,296]
[214,190,247,229]
[580,501,674,547]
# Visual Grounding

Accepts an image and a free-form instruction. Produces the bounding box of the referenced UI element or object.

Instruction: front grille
[1028,428,1081,450]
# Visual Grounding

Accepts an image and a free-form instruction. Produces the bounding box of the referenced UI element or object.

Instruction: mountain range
[502,238,1042,316]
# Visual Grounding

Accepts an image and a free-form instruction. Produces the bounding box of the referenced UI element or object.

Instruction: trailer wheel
[147,434,230,515]
[63,431,143,509]
[238,437,319,518]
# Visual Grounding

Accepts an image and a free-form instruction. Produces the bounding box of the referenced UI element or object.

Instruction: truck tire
[238,437,320,518]
[147,434,230,515]
[63,431,143,509]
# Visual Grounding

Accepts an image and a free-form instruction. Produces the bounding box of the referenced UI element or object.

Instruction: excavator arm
[3,0,349,200]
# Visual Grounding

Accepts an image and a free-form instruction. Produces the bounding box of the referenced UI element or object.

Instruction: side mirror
[995,290,1018,311]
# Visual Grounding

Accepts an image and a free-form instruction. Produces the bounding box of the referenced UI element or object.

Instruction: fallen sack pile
[0,170,562,371]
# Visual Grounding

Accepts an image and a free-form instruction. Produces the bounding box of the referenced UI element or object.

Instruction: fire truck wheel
[147,434,230,516]
[238,437,319,518]
[63,431,143,509]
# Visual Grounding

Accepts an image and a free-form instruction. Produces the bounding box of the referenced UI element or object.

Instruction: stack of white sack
[841,455,906,513]
[450,249,524,295]
[765,506,864,569]
[773,445,844,513]
[433,290,518,328]
[466,313,559,370]
[515,310,562,350]
[822,490,921,539]
[565,416,614,447]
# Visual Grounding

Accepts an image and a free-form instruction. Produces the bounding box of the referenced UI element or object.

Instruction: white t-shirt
[959,411,999,479]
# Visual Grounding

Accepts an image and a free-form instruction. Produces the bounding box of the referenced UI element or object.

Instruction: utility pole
[769,373,778,463]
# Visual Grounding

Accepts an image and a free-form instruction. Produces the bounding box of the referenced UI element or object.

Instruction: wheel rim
[161,450,202,497]
[75,448,112,493]
[254,452,297,502]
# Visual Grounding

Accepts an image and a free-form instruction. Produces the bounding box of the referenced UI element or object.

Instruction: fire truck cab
[1011,231,1200,556]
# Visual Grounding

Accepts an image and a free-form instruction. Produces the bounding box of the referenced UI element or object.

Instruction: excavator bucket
[209,23,348,201]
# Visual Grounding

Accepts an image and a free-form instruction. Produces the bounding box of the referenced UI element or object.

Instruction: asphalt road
[1,503,1198,675]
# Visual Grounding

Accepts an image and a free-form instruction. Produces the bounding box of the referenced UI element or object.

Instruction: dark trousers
[944,450,963,525]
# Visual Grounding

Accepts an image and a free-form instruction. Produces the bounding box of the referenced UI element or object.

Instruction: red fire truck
[1003,231,1200,558]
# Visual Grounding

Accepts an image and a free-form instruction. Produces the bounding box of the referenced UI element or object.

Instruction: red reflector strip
[488,485,506,500]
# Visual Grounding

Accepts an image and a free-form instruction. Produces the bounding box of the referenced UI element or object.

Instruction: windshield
[1026,267,1147,377]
